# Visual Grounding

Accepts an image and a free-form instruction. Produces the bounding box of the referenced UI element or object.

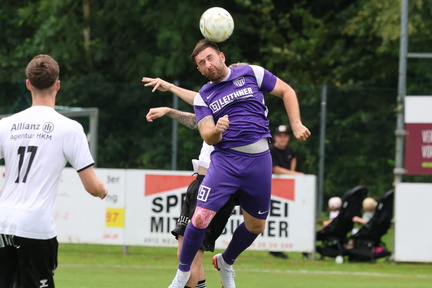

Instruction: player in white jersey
[0,54,108,288]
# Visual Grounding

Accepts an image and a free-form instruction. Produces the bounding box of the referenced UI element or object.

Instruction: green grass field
[55,231,432,288]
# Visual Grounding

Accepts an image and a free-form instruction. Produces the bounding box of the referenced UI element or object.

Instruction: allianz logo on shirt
[10,122,40,131]
[42,122,54,133]
[10,122,54,133]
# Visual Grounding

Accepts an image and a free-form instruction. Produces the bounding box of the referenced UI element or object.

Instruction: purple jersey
[193,65,277,149]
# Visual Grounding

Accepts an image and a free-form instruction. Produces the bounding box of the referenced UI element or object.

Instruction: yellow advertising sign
[106,208,125,228]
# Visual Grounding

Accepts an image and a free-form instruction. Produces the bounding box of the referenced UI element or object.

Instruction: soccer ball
[199,7,234,43]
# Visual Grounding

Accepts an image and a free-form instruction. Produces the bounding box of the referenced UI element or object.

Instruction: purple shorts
[197,148,272,219]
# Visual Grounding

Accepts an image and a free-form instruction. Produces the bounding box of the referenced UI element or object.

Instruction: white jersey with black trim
[0,106,94,239]
[191,141,214,172]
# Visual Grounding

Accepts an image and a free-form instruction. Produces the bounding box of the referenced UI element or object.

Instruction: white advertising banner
[405,96,432,123]
[127,172,316,252]
[124,170,196,247]
[394,183,432,262]
[216,175,316,251]
[0,167,316,253]
[55,168,128,245]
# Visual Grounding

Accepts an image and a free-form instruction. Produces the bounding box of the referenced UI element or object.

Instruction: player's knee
[191,215,208,228]
[250,225,265,234]
[246,220,266,234]
[191,206,216,229]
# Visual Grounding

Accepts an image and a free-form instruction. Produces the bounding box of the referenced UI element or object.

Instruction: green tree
[1,0,431,199]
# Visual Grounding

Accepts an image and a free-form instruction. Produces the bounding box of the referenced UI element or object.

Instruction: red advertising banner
[404,123,432,175]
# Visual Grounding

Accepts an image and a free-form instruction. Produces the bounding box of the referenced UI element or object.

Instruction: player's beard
[205,63,227,82]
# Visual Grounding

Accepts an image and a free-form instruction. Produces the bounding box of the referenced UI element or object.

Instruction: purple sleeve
[250,65,277,92]
[193,93,212,123]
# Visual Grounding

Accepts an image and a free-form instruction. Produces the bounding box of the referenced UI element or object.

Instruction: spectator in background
[346,197,378,248]
[270,125,304,176]
[353,197,377,225]
[323,197,342,227]
[268,124,304,259]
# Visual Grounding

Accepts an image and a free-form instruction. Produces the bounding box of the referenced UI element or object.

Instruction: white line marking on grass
[60,264,431,279]
[244,268,431,279]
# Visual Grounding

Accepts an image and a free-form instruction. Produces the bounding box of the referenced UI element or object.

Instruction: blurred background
[1,0,431,209]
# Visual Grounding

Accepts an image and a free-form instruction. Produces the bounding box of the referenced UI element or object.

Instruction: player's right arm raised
[142,77,197,105]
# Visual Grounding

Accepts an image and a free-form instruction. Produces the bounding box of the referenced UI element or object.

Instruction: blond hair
[362,197,377,212]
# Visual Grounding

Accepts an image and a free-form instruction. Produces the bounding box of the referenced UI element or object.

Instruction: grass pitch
[56,238,432,288]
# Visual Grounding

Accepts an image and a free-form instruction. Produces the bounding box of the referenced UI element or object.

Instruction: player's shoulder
[0,108,29,129]
[230,64,268,79]
[231,64,264,71]
[230,64,253,75]
[0,114,12,127]
[55,114,84,133]
[38,107,85,133]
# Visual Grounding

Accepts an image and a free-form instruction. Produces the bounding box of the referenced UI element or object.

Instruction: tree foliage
[1,0,431,200]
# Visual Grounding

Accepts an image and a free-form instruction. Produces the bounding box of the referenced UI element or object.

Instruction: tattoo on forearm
[197,115,214,130]
[167,110,198,129]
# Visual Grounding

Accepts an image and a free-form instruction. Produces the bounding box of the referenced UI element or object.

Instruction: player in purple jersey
[168,39,310,288]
